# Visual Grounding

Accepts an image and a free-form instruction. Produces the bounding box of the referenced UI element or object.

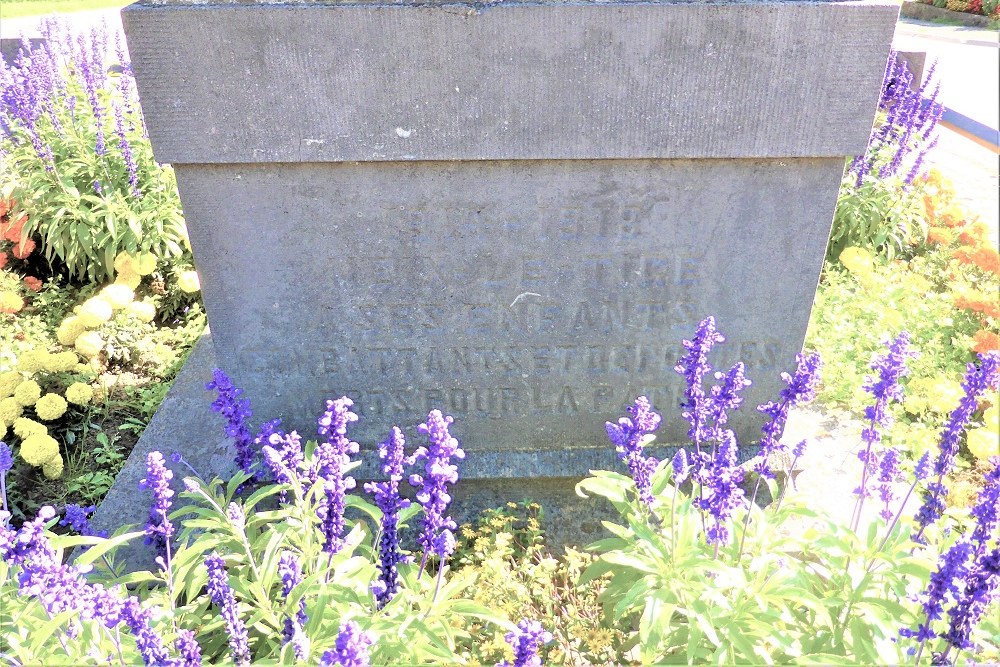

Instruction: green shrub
[0,23,188,283]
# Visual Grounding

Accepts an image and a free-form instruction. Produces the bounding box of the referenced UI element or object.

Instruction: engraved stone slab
[174,157,841,475]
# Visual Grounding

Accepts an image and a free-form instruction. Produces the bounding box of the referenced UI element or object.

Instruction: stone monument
[94,0,900,545]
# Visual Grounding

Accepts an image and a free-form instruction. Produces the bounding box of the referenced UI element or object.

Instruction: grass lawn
[0,0,128,20]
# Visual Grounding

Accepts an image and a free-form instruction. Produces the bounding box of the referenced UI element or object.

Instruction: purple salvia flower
[0,442,11,513]
[262,429,304,503]
[941,546,1000,656]
[707,362,752,442]
[121,596,171,666]
[205,552,251,667]
[175,629,203,667]
[138,451,174,562]
[914,451,932,481]
[112,100,140,198]
[365,427,411,608]
[59,503,108,539]
[606,396,661,505]
[901,539,974,645]
[792,439,808,458]
[915,352,1000,541]
[206,369,255,476]
[940,462,1000,659]
[755,351,822,479]
[875,447,901,522]
[278,552,308,658]
[497,619,553,667]
[853,334,914,526]
[674,316,726,449]
[252,418,284,482]
[695,430,745,546]
[409,410,465,562]
[74,32,105,157]
[319,620,376,667]
[314,397,360,555]
[671,448,689,485]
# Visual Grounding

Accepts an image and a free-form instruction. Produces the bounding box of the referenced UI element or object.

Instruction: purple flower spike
[671,448,689,485]
[875,447,901,522]
[364,427,411,608]
[606,396,661,505]
[915,352,1000,541]
[278,552,309,659]
[707,362,752,442]
[314,398,360,555]
[122,596,171,666]
[1,441,11,512]
[206,552,251,667]
[0,442,11,473]
[694,431,745,546]
[319,620,376,667]
[409,410,465,562]
[497,619,554,667]
[175,629,203,667]
[674,316,726,448]
[206,369,255,476]
[852,334,914,527]
[755,351,822,479]
[138,452,174,562]
[60,503,107,539]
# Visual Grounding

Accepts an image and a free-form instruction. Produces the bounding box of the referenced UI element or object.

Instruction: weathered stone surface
[122,0,898,164]
[0,38,45,66]
[174,157,840,460]
[101,0,900,548]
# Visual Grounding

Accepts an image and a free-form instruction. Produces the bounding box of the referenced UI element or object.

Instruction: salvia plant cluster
[0,22,187,283]
[1,317,998,665]
[827,50,943,263]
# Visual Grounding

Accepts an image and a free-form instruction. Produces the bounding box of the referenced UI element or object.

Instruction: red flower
[11,238,35,260]
[23,276,42,292]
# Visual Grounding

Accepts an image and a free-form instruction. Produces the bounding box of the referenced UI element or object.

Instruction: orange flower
[972,330,1000,354]
[11,238,35,260]
[953,247,975,266]
[0,213,26,243]
[970,247,1000,276]
[23,276,42,292]
[926,227,953,246]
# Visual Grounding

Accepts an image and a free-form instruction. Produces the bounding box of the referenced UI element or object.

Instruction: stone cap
[122,0,899,164]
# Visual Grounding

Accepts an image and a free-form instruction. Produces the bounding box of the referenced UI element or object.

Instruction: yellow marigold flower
[984,404,999,436]
[13,417,46,438]
[177,270,201,293]
[0,370,23,398]
[115,269,141,289]
[135,253,157,276]
[16,349,49,374]
[126,300,156,323]
[13,380,41,407]
[45,351,79,373]
[0,290,23,314]
[114,251,137,274]
[20,432,59,466]
[0,397,22,423]
[43,455,64,479]
[56,316,87,346]
[839,247,873,275]
[34,393,67,421]
[78,298,113,328]
[65,382,94,406]
[99,284,134,309]
[907,275,931,294]
[967,427,998,460]
[74,331,105,358]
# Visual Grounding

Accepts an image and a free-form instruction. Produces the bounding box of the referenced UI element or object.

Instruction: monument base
[92,330,784,567]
